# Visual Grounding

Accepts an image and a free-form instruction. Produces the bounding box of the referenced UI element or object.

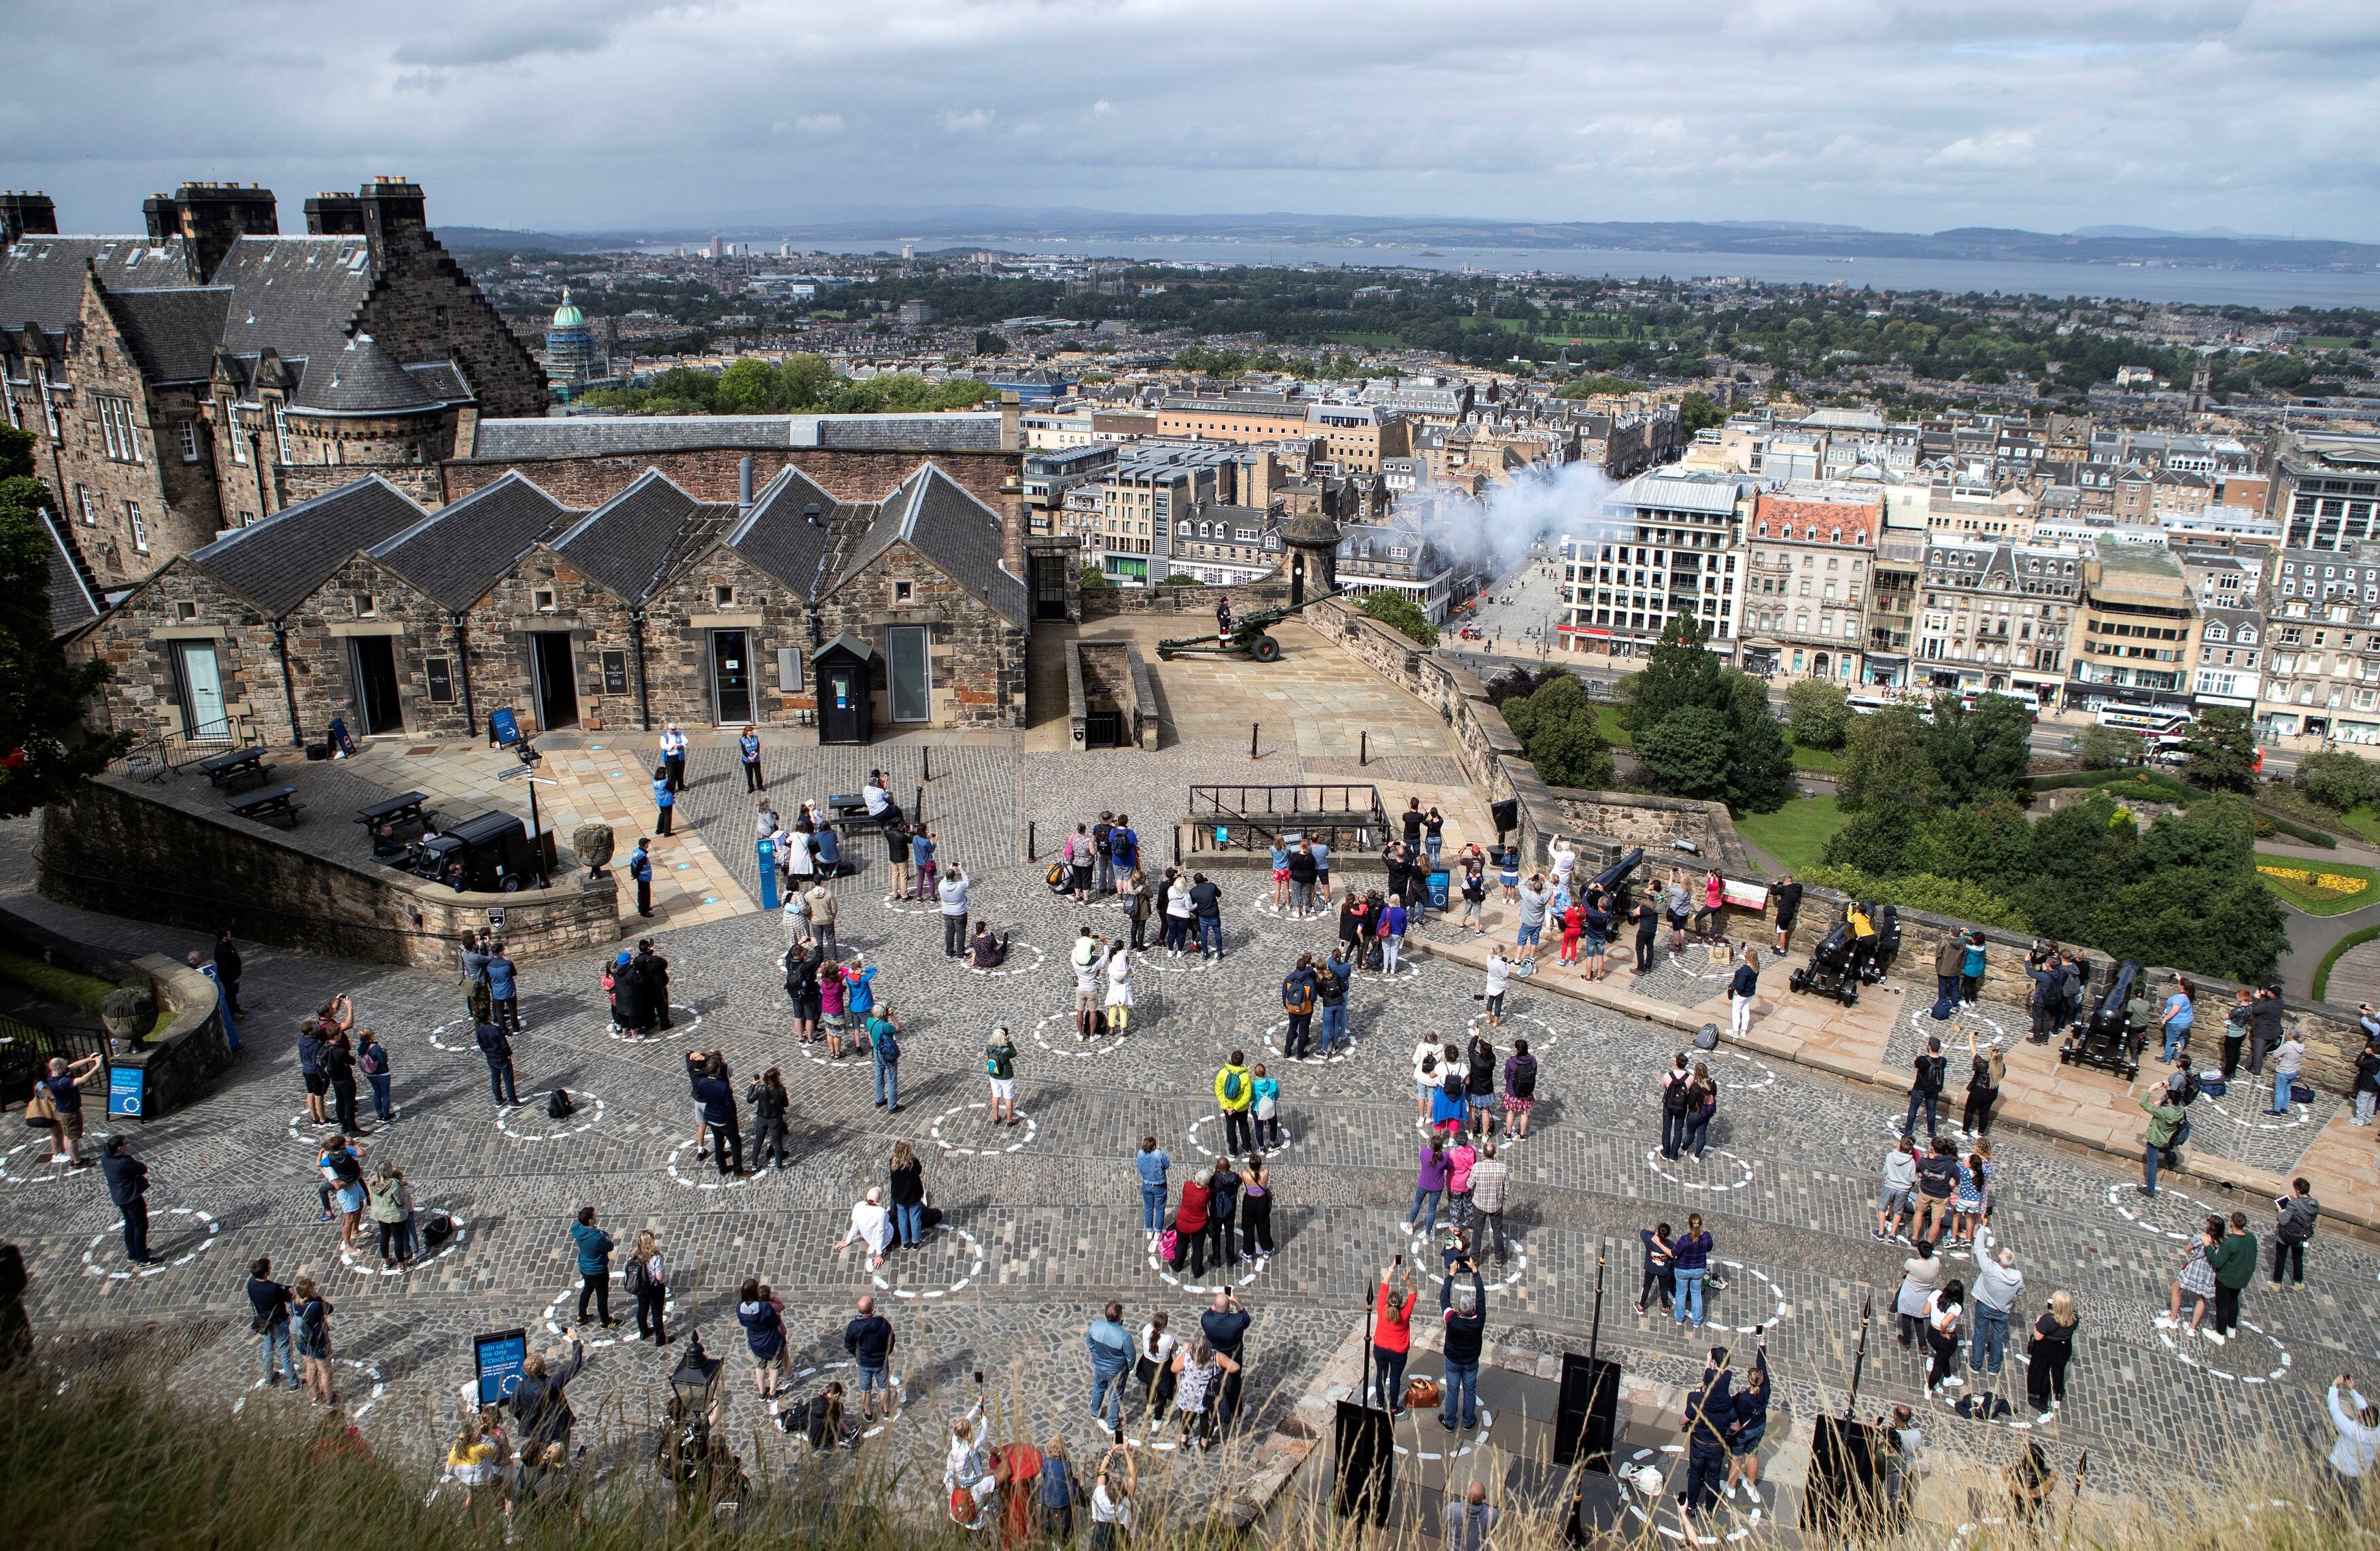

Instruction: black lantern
[668,1330,724,1412]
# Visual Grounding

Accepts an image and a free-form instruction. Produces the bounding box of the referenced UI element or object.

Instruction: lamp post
[663,1330,726,1505]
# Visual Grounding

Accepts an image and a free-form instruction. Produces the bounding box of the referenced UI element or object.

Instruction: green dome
[550,287,584,330]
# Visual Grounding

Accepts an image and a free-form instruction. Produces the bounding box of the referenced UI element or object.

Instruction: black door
[711,630,752,724]
[1085,710,1124,748]
[820,664,868,745]
[352,636,404,735]
[532,632,579,730]
[1031,551,1070,621]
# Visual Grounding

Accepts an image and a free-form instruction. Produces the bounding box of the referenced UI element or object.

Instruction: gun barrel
[1591,847,1646,893]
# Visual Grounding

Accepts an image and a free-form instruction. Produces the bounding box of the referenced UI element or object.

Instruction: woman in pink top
[1446,1137,1478,1232]
[1697,869,1726,940]
[819,963,849,1059]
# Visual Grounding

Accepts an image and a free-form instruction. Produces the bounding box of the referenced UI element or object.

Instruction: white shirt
[944,1402,989,1489]
[1550,842,1576,883]
[1091,1482,1133,1529]
[864,783,890,816]
[1106,951,1133,1006]
[1484,956,1512,995]
[1414,1041,1442,1087]
[1072,940,1108,993]
[2332,1388,2380,1478]
[847,1199,891,1252]
[660,730,688,757]
[1139,1323,1176,1369]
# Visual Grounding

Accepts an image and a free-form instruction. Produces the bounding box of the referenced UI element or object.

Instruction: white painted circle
[1468,1008,1562,1052]
[1646,1146,1755,1192]
[872,1223,984,1299]
[82,1205,217,1279]
[1146,1240,1269,1293]
[1402,1225,1527,1291]
[1245,887,1331,923]
[1137,944,1223,974]
[877,894,942,916]
[1900,1000,2015,1051]
[668,1138,757,1190]
[1031,1006,1129,1060]
[339,1207,469,1276]
[427,1019,478,1052]
[1262,1016,1359,1066]
[1876,1110,1988,1148]
[544,1277,673,1348]
[497,1089,607,1141]
[605,1003,703,1042]
[1698,1259,1791,1334]
[2104,1181,2230,1243]
[930,1102,1037,1155]
[2154,1314,2290,1384]
[1663,950,1739,984]
[1187,1111,1297,1155]
[2202,1078,2317,1131]
[966,942,1047,979]
[237,1357,386,1419]
[779,1360,907,1439]
[1392,1393,1496,1459]
[1687,1046,1775,1091]
[1617,1446,1766,1544]
[0,1140,84,1186]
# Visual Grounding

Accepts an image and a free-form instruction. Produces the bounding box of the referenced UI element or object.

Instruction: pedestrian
[1956,930,1985,1006]
[1683,1063,1718,1160]
[1495,841,1520,905]
[1191,871,1224,960]
[1724,1333,1772,1502]
[1482,944,1510,1027]
[1695,868,1726,942]
[1240,1155,1276,1260]
[1444,1129,1478,1233]
[1671,1211,1712,1329]
[2160,1219,2219,1340]
[1903,1036,1947,1141]
[1636,1221,1676,1314]
[1950,1150,1989,1246]
[785,943,821,1044]
[1932,932,1964,1015]
[911,823,938,902]
[1252,1063,1282,1151]
[1922,1276,1965,1397]
[2024,1290,2077,1420]
[37,1051,101,1167]
[1769,874,1801,955]
[1162,868,1193,951]
[1423,805,1444,868]
[1110,813,1138,893]
[214,927,247,1017]
[1269,837,1293,912]
[1440,1260,1486,1432]
[1961,1029,2005,1138]
[1215,1051,1255,1155]
[1558,896,1584,968]
[323,1027,360,1134]
[1914,1136,1959,1244]
[1135,1136,1170,1244]
[313,1131,359,1226]
[660,722,689,792]
[629,1230,668,1344]
[736,724,763,791]
[1170,1337,1234,1451]
[985,1025,1019,1126]
[845,1295,897,1422]
[2220,986,2252,1079]
[1068,823,1095,902]
[1431,1042,1470,1134]
[1407,1134,1450,1238]
[1501,1037,1537,1139]
[1514,872,1549,966]
[1135,1312,1176,1421]
[2160,976,2196,1063]
[1969,1228,2022,1382]
[1318,947,1351,1051]
[1455,856,1486,935]
[2210,1209,2256,1340]
[1280,954,1318,1059]
[651,764,675,836]
[1659,1053,1693,1159]
[2246,984,2285,1076]
[1894,1235,1941,1351]
[1204,1157,1241,1271]
[2273,1176,2321,1290]
[2355,1024,2380,1125]
[1071,928,1110,1040]
[694,1054,745,1175]
[1311,834,1333,908]
[939,863,971,957]
[2138,1076,2187,1196]
[572,1206,618,1327]
[748,1067,792,1170]
[804,881,838,962]
[1678,1346,1733,1521]
[1372,1259,1418,1411]
[628,836,653,917]
[868,1004,902,1113]
[1123,869,1153,952]
[1414,1036,1446,1125]
[2273,1026,2307,1116]
[1875,1134,1918,1242]
[1664,872,1693,955]
[1170,1167,1211,1278]
[736,1278,789,1402]
[296,1020,330,1129]
[1202,1287,1253,1435]
[863,769,903,826]
[1465,1030,1497,1139]
[486,942,522,1033]
[366,1164,413,1267]
[1728,949,1760,1036]
[292,1276,338,1407]
[1277,841,1316,920]
[248,1256,298,1388]
[818,961,849,1059]
[1105,941,1135,1036]
[884,816,913,900]
[1089,1300,1134,1442]
[1631,899,1659,972]
[1470,1141,1511,1264]
[890,1137,923,1246]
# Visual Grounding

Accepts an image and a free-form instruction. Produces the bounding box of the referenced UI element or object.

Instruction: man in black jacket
[1903,1038,1947,1142]
[476,1019,520,1108]
[636,940,673,1031]
[2245,987,2286,1077]
[1770,875,1801,955]
[844,1294,898,1422]
[511,1329,585,1452]
[694,1057,745,1176]
[214,928,245,1017]
[101,1135,158,1264]
[1634,902,1660,973]
[1439,1263,1487,1431]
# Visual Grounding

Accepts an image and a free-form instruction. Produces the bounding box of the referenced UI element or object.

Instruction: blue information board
[106,1062,144,1119]
[757,838,779,911]
[475,1328,528,1404]
[488,708,522,748]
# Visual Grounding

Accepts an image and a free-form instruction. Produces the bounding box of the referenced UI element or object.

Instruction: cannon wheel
[1788,969,1809,993]
[1251,634,1281,663]
[1839,984,1858,1007]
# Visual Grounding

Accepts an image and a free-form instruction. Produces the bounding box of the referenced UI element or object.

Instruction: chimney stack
[738,456,755,514]
[305,192,367,236]
[358,176,428,273]
[0,191,57,251]
[160,182,279,284]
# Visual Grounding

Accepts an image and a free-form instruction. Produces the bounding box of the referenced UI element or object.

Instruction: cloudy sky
[10,0,2376,239]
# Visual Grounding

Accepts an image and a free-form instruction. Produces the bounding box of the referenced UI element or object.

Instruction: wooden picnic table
[355,790,436,831]
[228,785,305,827]
[200,746,273,790]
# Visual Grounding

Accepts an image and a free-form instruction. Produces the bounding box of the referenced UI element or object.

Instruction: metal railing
[108,726,262,783]
[1186,783,1393,857]
[0,1010,110,1104]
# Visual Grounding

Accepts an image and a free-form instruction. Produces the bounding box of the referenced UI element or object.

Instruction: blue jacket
[629,848,651,883]
[653,778,674,808]
[1087,1317,1133,1373]
[571,1222,613,1276]
[486,956,517,1000]
[1136,1147,1170,1189]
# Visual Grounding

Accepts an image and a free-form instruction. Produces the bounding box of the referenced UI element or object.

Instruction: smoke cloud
[1408,460,1620,580]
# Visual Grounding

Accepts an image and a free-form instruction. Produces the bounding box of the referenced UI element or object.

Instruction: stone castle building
[0,177,546,589]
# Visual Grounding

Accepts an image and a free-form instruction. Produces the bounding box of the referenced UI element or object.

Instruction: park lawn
[2333,804,2380,845]
[1789,738,1844,774]
[1597,706,1631,747]
[1735,796,1843,874]
[2254,853,2380,916]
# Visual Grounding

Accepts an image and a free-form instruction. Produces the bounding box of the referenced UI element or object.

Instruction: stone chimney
[304,192,367,235]
[0,191,57,252]
[358,176,428,271]
[998,389,1021,451]
[167,182,279,284]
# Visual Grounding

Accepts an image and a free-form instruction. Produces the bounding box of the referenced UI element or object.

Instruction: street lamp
[668,1330,724,1412]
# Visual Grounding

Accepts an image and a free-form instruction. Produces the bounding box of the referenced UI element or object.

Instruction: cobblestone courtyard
[6,717,2379,1518]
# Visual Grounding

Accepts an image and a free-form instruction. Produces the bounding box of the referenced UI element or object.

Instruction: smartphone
[973,1369,985,1386]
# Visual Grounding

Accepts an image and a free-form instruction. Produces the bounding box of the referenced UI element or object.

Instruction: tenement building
[1561,471,1749,666]
[74,460,1030,749]
[1912,536,2081,704]
[0,177,545,588]
[1739,482,1880,683]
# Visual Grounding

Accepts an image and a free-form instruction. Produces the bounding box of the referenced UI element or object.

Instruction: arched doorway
[1812,652,1831,680]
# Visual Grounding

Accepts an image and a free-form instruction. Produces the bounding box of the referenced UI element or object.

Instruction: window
[532,588,556,612]
[713,585,735,608]
[75,486,96,526]
[224,400,247,464]
[33,362,58,437]
[894,579,915,604]
[1,381,16,430]
[126,501,148,553]
[354,594,376,619]
[178,419,201,462]
[173,600,198,623]
[271,403,292,465]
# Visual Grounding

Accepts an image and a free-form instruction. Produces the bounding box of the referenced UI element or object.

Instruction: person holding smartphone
[1372,1260,1417,1413]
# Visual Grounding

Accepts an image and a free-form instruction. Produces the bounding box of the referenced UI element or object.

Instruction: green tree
[0,477,127,817]
[1836,704,1936,811]
[1785,678,1851,750]
[974,331,1010,356]
[1080,564,1112,590]
[779,353,837,409]
[2078,724,2143,770]
[2182,706,2260,794]
[1525,713,1615,789]
[1965,693,2035,796]
[1901,800,2035,898]
[1555,373,1644,398]
[1635,705,1734,799]
[1718,670,1794,813]
[1358,591,1439,647]
[0,424,30,479]
[1678,391,1727,435]
[1822,803,1920,876]
[715,358,783,413]
[1158,573,1202,587]
[2296,748,2374,811]
[1616,615,1723,737]
[645,367,721,412]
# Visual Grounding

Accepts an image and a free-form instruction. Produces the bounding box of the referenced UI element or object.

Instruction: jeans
[754,1117,789,1168]
[1224,1110,1254,1155]
[1096,857,1115,894]
[120,1198,148,1261]
[1091,1364,1130,1433]
[485,1058,517,1105]
[944,914,968,955]
[2142,1143,2163,1195]
[259,1320,296,1384]
[366,1072,393,1121]
[1937,974,1957,1008]
[1282,1013,1312,1058]
[1129,915,1147,951]
[709,1119,743,1174]
[874,1051,899,1108]
[1673,1266,1706,1325]
[1635,935,1655,971]
[1684,1444,1728,1516]
[2273,1238,2307,1285]
[1321,1002,1349,1051]
[1373,1346,1408,1411]
[1968,1304,2009,1373]
[1198,917,1222,957]
[1141,1183,1166,1234]
[1440,1356,1479,1429]
[1425,836,1442,866]
[2272,1074,2299,1115]
[1730,993,1753,1036]
[1684,1111,1712,1159]
[1408,1187,1442,1237]
[1661,1109,1688,1159]
[1903,1089,1939,1140]
[894,1201,923,1247]
[494,996,520,1033]
[2164,1024,2190,1063]
[1383,937,1402,973]
[813,923,838,961]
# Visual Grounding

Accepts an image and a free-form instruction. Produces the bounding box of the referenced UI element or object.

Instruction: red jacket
[1177,1178,1211,1233]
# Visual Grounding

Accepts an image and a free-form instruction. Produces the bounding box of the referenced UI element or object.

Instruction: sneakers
[2154,1315,2178,1330]
[2204,1329,2227,1346]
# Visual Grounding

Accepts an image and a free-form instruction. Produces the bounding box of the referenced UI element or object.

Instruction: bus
[1960,685,2041,719]
[2094,706,2192,737]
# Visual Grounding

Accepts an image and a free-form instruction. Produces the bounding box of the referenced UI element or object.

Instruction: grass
[1596,706,1631,747]
[2253,853,2380,916]
[1788,738,1843,774]
[2315,922,2380,1000]
[2338,804,2380,845]
[0,949,120,1014]
[1733,796,1843,873]
[2028,768,2207,803]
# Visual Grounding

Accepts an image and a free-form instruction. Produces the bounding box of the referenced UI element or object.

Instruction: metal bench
[228,785,305,827]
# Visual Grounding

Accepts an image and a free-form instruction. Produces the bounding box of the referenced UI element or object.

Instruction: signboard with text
[475,1328,528,1405]
[105,1063,144,1119]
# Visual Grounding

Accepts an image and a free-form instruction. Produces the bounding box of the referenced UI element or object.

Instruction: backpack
[2179,1070,2204,1106]
[1918,1055,1945,1095]
[1663,1072,1692,1114]
[1694,1022,1720,1051]
[804,1394,837,1449]
[625,1255,649,1293]
[1047,863,1067,887]
[1283,977,1314,1017]
[1223,1069,1246,1104]
[1155,1227,1178,1262]
[1510,1055,1537,1100]
[358,1044,384,1076]
[547,1089,576,1120]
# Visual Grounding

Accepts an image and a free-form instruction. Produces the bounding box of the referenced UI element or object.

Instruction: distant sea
[783,235,2380,309]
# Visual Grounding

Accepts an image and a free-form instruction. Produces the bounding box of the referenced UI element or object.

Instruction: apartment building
[1074,442,1244,583]
[2271,430,2380,551]
[2259,594,2380,743]
[1559,471,1748,666]
[2178,544,2266,712]
[1168,502,1282,586]
[1863,489,1931,688]
[1739,483,1879,682]
[1336,513,1465,621]
[1155,393,1412,473]
[2068,547,2200,710]
[1913,537,2083,701]
[1021,443,1117,535]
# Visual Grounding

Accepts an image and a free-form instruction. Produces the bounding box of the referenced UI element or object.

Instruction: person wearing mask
[2024,1291,2077,1420]
[2274,1176,2322,1291]
[1439,1260,1487,1432]
[628,1230,668,1346]
[1671,1212,1713,1329]
[1087,1301,1134,1442]
[1135,1137,1170,1246]
[1968,1227,2024,1382]
[248,1256,298,1388]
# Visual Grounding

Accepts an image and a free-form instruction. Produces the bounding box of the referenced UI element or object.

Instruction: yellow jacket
[1215,1063,1253,1112]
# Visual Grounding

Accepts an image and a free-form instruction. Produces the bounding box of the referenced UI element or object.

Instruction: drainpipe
[628,609,653,732]
[272,617,303,747]
[450,614,475,734]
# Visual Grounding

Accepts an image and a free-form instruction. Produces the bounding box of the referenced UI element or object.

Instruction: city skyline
[12,0,2379,242]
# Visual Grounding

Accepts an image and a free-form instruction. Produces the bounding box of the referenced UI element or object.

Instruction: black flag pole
[1363,1260,1378,1410]
[1844,1293,1873,1420]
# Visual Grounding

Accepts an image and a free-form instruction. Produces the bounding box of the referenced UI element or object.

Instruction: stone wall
[1069,641,1157,751]
[83,557,282,747]
[443,447,1021,523]
[38,779,619,970]
[813,541,1026,730]
[643,545,814,728]
[1081,580,1291,619]
[0,903,235,1117]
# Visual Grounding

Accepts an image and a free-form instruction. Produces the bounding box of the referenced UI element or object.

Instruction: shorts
[1502,1095,1533,1114]
[1272,868,1289,883]
[1584,933,1606,953]
[303,1072,330,1096]
[58,1111,84,1142]
[1498,871,1520,889]
[1076,987,1100,1012]
[753,1350,788,1375]
[1731,1423,1765,1457]
[857,1362,889,1395]
[823,1011,846,1030]
[1484,992,1506,1015]
[989,1077,1015,1103]
[1417,1079,1435,1103]
[1774,913,1798,937]
[1517,923,1542,947]
[1877,1185,1916,1216]
[1316,870,1331,887]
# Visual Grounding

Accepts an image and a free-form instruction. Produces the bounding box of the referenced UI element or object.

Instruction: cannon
[1788,921,1862,1006]
[1157,589,1346,664]
[1586,846,1645,914]
[2060,957,2144,1078]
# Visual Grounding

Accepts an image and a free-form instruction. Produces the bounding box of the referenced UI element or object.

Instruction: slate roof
[295,332,440,415]
[726,466,845,599]
[38,507,103,637]
[0,236,187,332]
[188,477,430,616]
[405,361,473,403]
[468,411,1006,460]
[211,236,374,380]
[830,462,1027,628]
[549,468,736,602]
[103,286,231,384]
[369,472,579,611]
[812,630,876,664]
[817,413,1002,451]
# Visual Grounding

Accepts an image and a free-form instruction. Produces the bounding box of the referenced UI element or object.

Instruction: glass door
[711,630,752,724]
[887,625,930,722]
[172,641,230,740]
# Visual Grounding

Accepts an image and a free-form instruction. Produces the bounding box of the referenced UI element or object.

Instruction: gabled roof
[37,506,103,637]
[188,477,429,617]
[829,462,1026,628]
[103,286,231,384]
[0,236,187,333]
[812,630,877,664]
[549,468,736,603]
[369,472,581,611]
[726,465,845,599]
[211,235,375,377]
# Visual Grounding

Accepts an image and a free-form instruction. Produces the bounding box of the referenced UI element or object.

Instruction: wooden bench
[355,790,436,832]
[200,746,273,790]
[228,785,305,827]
